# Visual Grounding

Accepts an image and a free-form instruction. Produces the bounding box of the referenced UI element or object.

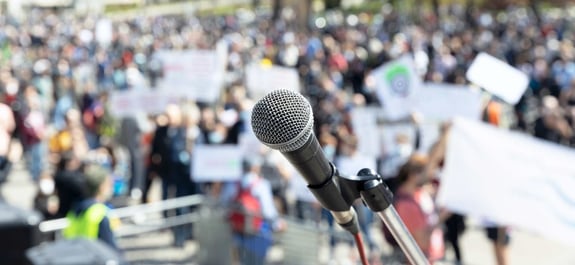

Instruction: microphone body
[251,89,359,234]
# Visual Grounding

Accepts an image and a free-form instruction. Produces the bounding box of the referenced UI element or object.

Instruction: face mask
[242,172,257,188]
[323,145,336,160]
[397,144,413,157]
[39,178,55,195]
[188,126,200,140]
[209,131,225,144]
[240,111,251,122]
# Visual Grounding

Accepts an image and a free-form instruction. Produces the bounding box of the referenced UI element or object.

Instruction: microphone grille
[251,89,314,152]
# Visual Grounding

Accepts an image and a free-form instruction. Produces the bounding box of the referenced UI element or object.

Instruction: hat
[83,164,110,197]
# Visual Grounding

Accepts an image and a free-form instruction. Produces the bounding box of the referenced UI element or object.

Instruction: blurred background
[1,0,575,264]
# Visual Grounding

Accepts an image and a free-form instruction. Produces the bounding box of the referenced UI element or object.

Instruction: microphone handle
[280,135,359,234]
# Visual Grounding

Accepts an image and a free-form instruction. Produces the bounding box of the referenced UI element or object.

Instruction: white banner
[437,118,575,247]
[156,49,225,103]
[416,83,483,122]
[350,107,382,157]
[371,55,423,120]
[466,52,529,104]
[109,89,180,117]
[192,145,243,182]
[245,64,300,100]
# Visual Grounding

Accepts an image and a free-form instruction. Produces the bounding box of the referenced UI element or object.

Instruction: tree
[324,0,342,10]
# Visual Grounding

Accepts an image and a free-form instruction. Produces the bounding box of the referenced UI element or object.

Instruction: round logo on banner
[385,64,411,97]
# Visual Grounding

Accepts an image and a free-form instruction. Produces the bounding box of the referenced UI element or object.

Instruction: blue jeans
[355,203,376,250]
[84,131,100,150]
[25,142,45,182]
[237,247,265,265]
[173,175,197,246]
[234,222,273,265]
[321,208,336,248]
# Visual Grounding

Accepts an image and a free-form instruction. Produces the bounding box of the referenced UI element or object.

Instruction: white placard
[192,145,243,182]
[466,52,529,104]
[109,89,180,117]
[350,107,382,157]
[245,64,301,100]
[438,118,575,247]
[371,55,423,120]
[156,50,225,103]
[415,83,483,122]
[95,18,113,48]
[335,154,377,177]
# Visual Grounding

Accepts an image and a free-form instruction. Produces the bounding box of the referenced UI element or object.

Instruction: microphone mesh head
[251,89,314,152]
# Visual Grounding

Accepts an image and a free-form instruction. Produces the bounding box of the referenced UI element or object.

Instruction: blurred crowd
[1,2,575,265]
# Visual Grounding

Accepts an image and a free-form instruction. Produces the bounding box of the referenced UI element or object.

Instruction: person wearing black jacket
[147,104,195,247]
[53,152,87,219]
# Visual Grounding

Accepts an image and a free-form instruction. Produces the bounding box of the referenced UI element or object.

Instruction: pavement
[3,158,575,265]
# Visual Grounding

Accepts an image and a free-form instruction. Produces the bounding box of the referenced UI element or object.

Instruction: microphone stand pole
[335,167,429,265]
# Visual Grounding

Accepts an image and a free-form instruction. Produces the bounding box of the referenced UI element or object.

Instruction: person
[16,85,47,182]
[0,98,15,187]
[53,152,87,219]
[232,157,286,265]
[117,115,145,200]
[147,105,182,211]
[63,164,118,250]
[427,122,466,265]
[386,154,445,264]
[482,98,512,265]
[483,222,511,265]
[335,139,378,256]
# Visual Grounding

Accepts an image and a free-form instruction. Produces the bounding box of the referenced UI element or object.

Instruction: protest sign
[192,145,243,182]
[437,118,575,247]
[109,89,179,117]
[156,49,225,103]
[415,83,483,122]
[245,64,301,100]
[466,52,529,104]
[350,107,382,158]
[371,55,423,120]
[95,18,113,48]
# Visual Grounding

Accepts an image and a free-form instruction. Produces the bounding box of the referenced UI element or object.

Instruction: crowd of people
[1,2,575,264]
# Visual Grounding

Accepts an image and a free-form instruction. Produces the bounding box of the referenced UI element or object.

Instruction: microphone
[251,89,359,234]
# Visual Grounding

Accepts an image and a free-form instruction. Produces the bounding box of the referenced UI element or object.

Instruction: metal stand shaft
[378,207,429,265]
[335,167,429,265]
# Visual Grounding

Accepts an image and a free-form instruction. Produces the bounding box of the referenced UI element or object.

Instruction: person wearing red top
[388,154,445,264]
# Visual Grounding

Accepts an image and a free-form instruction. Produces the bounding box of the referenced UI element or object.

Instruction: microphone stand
[334,167,429,265]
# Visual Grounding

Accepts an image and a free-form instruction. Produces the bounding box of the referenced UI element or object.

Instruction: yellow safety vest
[63,203,108,239]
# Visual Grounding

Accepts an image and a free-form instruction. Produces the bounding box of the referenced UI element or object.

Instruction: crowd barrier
[36,195,372,264]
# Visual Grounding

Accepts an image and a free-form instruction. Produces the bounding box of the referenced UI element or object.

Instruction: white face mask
[209,131,225,144]
[39,178,55,195]
[397,144,413,158]
[323,145,336,160]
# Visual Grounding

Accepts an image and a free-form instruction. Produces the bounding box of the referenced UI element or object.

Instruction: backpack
[228,180,263,235]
